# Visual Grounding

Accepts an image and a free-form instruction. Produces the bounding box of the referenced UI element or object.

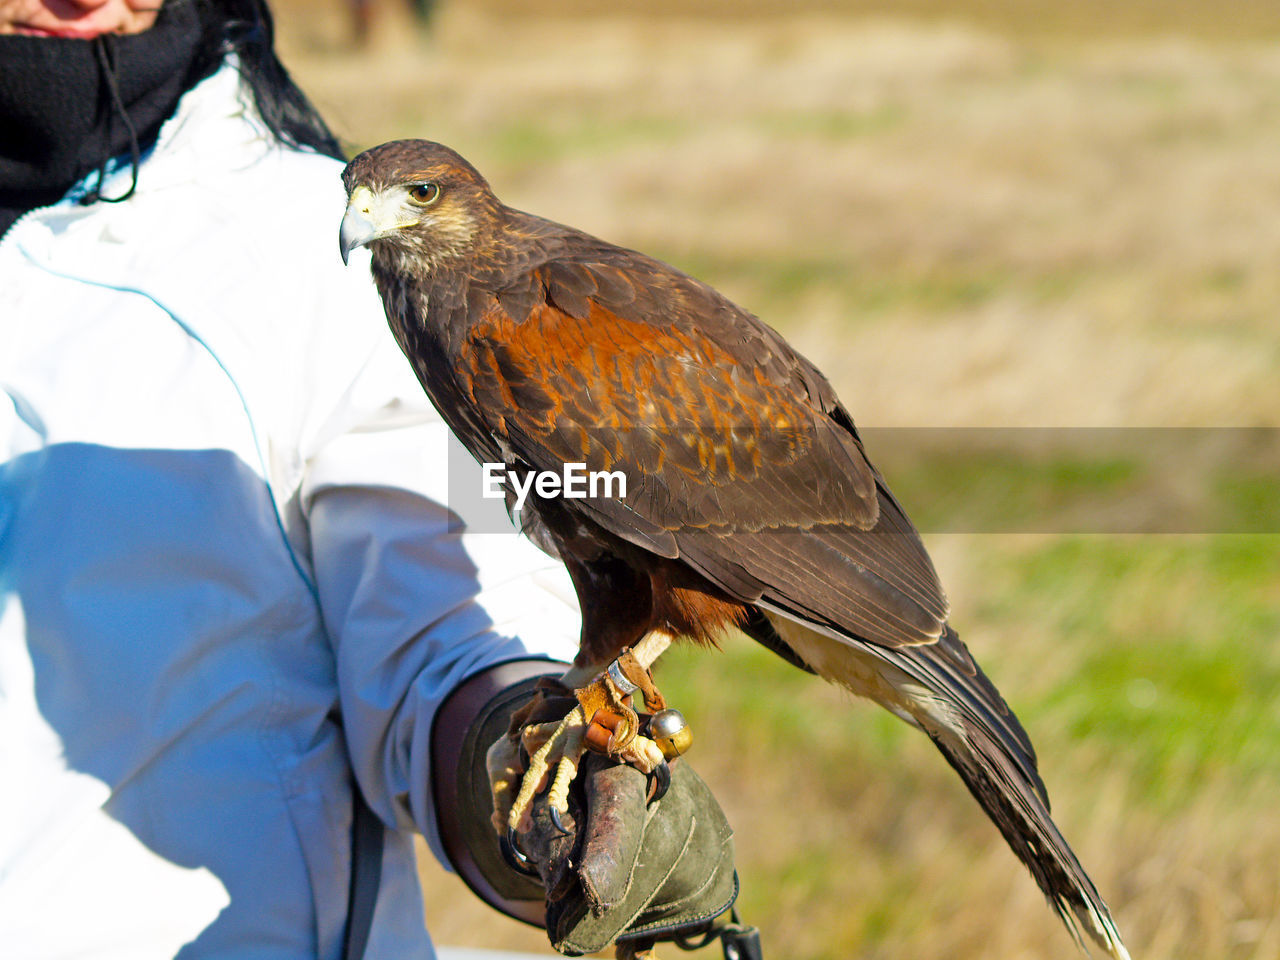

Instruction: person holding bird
[0,2,739,958]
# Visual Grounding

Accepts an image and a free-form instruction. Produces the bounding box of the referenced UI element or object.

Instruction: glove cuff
[431,659,564,928]
[617,872,740,946]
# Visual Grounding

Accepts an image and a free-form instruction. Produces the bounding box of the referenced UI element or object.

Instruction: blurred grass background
[274,2,1279,957]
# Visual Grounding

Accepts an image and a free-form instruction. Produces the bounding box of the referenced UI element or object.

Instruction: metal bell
[648,708,693,760]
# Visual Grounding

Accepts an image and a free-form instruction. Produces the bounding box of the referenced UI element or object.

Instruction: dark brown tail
[872,624,1131,958]
[755,609,1131,958]
[925,713,1131,959]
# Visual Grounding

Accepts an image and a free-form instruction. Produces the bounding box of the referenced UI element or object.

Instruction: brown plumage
[340,139,1130,959]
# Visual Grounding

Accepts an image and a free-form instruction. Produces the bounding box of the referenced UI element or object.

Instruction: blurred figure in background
[349,0,435,47]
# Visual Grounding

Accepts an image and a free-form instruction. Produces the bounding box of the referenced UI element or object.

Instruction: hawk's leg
[495,630,675,837]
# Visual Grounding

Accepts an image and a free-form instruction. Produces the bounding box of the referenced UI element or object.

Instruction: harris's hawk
[339,140,1129,959]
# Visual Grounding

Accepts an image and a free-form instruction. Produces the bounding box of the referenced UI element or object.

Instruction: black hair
[189,0,345,161]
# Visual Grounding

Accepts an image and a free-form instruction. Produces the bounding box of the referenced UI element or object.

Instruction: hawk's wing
[452,235,947,650]
[449,234,1048,828]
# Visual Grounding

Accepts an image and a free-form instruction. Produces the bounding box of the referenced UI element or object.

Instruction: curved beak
[340,186,379,265]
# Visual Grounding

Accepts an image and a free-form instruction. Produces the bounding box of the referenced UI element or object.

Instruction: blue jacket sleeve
[301,339,579,864]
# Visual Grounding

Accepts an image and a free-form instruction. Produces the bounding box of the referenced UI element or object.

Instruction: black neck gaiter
[0,3,209,238]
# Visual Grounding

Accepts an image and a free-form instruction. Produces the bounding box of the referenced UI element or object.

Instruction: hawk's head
[339,140,500,271]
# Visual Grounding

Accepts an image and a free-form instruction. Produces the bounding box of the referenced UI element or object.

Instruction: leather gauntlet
[440,673,738,955]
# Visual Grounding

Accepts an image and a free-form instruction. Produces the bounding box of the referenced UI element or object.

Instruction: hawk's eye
[408,182,441,206]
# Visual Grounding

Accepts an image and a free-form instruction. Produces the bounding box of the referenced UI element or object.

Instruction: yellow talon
[507,704,585,832]
[496,636,679,843]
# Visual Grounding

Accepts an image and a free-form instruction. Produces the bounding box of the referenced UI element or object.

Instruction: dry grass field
[275,3,1280,958]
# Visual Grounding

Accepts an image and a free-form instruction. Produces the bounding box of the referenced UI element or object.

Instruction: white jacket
[0,63,579,959]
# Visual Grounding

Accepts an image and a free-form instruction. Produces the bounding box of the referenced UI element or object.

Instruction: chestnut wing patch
[457,257,948,647]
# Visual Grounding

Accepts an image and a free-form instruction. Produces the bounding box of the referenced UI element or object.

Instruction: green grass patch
[988,535,1280,808]
[866,429,1280,535]
[481,113,696,164]
[868,439,1142,533]
[1215,472,1280,534]
[757,105,907,141]
[645,250,1023,319]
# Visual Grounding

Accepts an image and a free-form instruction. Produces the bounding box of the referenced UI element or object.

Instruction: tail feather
[872,629,1130,958]
[925,716,1130,960]
[760,610,1130,960]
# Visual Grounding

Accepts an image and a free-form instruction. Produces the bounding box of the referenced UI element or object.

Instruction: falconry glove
[528,753,738,955]
[442,673,738,956]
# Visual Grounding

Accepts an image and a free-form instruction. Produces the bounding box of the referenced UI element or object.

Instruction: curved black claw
[647,760,671,805]
[501,826,539,877]
[549,804,572,837]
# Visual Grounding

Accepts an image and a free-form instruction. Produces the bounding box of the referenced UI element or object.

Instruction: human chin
[0,2,161,38]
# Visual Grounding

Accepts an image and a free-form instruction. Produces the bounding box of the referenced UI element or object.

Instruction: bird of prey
[339,140,1130,959]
